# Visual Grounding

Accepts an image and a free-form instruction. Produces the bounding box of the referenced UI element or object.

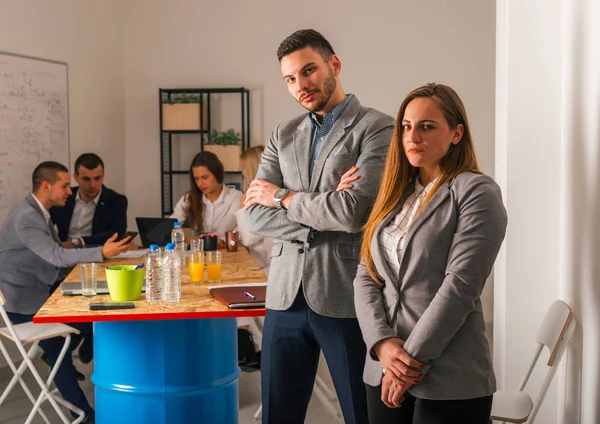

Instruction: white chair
[0,289,85,424]
[251,317,343,422]
[491,300,576,424]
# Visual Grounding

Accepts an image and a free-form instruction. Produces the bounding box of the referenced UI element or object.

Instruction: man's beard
[300,65,336,113]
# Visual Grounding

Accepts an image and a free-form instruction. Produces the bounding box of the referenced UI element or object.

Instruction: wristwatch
[273,188,290,210]
[71,238,82,249]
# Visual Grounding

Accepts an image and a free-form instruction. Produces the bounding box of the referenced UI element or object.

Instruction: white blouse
[378,177,438,278]
[170,185,243,240]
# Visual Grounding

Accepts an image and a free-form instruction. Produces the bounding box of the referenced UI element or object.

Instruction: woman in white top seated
[171,151,242,240]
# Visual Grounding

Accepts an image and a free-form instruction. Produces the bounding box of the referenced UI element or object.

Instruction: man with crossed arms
[244,29,393,424]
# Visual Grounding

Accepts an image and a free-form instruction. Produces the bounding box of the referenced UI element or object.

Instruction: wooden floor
[0,351,341,424]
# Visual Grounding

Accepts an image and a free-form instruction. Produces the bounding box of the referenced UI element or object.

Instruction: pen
[244,291,255,299]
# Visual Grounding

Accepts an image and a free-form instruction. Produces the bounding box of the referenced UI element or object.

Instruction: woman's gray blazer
[353,172,507,400]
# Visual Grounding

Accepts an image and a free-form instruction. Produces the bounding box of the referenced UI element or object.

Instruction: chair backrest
[536,300,576,367]
[519,300,576,423]
[0,289,5,306]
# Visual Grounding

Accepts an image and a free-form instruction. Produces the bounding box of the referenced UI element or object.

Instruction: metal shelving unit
[159,87,250,217]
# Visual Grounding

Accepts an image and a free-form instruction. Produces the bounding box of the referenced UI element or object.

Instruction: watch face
[275,188,287,199]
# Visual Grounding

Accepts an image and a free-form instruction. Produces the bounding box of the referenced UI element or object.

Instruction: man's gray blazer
[0,194,104,315]
[353,172,507,400]
[245,96,394,318]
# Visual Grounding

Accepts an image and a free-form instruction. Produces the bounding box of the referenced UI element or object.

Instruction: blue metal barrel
[92,318,240,424]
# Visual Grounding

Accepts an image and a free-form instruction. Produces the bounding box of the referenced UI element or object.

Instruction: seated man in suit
[51,153,128,248]
[50,153,128,365]
[0,161,133,423]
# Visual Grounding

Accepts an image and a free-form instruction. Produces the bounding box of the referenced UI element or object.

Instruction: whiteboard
[0,52,69,224]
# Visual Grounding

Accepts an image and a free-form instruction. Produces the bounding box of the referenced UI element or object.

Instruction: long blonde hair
[240,145,265,191]
[361,83,481,284]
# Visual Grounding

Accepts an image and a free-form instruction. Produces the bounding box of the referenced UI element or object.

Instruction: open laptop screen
[135,217,178,248]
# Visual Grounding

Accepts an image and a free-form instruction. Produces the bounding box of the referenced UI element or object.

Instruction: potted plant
[161,93,208,130]
[204,129,242,171]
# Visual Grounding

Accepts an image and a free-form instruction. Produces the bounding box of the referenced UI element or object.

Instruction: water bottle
[171,222,186,260]
[145,244,163,302]
[162,243,181,302]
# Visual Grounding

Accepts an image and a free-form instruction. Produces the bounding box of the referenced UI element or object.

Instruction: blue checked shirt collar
[308,94,354,180]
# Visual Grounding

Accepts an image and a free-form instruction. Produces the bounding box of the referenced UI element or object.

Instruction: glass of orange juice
[205,251,222,283]
[188,252,204,283]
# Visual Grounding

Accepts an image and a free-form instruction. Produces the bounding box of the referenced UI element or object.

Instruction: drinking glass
[205,251,222,283]
[188,252,205,283]
[80,263,97,298]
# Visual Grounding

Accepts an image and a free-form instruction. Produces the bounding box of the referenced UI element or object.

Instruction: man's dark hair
[32,161,68,192]
[74,153,104,175]
[277,29,335,62]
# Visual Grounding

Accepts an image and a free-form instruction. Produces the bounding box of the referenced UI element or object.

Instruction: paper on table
[113,248,150,259]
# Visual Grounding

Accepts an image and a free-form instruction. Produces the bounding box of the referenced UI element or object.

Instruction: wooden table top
[33,248,267,324]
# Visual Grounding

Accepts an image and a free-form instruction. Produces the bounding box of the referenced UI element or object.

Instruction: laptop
[135,217,178,248]
[60,280,147,296]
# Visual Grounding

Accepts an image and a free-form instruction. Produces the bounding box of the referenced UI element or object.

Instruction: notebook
[209,283,267,309]
[135,217,178,248]
[60,280,146,296]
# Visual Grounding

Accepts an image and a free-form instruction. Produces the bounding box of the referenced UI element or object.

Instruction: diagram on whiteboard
[0,53,69,224]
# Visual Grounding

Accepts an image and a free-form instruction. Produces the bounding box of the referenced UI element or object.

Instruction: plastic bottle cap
[149,244,159,251]
[165,243,175,251]
[174,222,181,228]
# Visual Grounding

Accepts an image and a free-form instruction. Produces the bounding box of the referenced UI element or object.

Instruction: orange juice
[207,263,222,281]
[189,262,204,282]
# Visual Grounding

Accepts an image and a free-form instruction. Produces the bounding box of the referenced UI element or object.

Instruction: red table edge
[33,309,266,324]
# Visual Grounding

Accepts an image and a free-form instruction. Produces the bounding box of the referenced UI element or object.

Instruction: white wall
[122,0,497,317]
[0,0,125,367]
[495,0,600,422]
[494,0,562,421]
[0,0,126,192]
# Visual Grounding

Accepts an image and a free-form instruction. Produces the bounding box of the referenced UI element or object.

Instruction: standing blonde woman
[354,83,507,424]
[236,145,274,275]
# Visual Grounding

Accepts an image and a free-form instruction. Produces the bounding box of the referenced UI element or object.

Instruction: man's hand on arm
[243,178,296,210]
[336,166,360,191]
[285,166,358,208]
